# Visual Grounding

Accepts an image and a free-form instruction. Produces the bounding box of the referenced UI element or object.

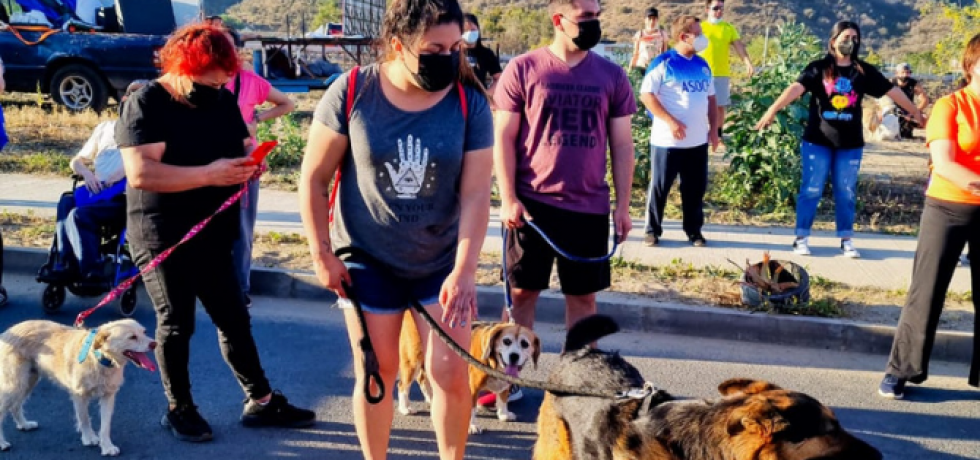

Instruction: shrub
[720,22,823,213]
[257,113,306,171]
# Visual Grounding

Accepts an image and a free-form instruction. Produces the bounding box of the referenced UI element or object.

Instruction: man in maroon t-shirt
[494,0,636,341]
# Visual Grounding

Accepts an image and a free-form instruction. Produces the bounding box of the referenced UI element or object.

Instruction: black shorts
[504,197,611,296]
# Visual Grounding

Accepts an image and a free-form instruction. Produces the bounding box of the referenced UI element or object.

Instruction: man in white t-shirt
[640,15,717,248]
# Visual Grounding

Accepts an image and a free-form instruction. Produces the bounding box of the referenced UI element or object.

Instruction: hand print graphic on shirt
[383,134,432,199]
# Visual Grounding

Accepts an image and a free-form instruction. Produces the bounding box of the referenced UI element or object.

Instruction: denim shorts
[337,255,452,315]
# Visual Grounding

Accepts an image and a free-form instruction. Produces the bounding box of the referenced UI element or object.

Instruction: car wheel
[50,64,109,112]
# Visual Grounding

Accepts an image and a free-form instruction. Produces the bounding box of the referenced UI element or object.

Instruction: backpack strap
[233,72,242,100]
[346,66,360,122]
[456,81,468,121]
[328,66,360,225]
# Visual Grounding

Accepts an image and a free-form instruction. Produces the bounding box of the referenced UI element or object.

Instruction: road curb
[3,247,972,363]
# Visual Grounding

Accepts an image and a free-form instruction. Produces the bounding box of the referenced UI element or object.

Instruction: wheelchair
[35,176,140,316]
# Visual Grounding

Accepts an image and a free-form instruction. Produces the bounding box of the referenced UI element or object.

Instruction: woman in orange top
[879,33,980,400]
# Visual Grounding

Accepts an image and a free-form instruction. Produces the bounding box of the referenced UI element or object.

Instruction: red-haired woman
[116,24,314,443]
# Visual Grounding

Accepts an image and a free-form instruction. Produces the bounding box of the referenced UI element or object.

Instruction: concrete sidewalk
[0,172,970,292]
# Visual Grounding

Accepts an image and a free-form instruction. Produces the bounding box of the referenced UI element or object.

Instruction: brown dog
[397,312,540,434]
[534,315,882,460]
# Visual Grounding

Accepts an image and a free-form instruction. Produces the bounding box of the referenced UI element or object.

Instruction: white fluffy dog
[0,319,156,456]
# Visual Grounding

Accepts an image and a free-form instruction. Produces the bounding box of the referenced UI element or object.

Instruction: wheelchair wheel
[119,286,138,317]
[42,284,66,314]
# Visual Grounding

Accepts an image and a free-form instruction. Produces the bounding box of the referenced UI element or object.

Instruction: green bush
[628,69,652,191]
[720,22,823,213]
[256,113,306,171]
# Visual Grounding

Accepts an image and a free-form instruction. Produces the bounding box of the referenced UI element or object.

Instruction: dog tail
[564,314,620,352]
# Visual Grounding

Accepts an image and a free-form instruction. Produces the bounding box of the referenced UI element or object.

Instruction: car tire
[50,64,110,112]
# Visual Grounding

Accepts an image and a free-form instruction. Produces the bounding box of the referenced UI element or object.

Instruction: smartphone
[245,140,278,166]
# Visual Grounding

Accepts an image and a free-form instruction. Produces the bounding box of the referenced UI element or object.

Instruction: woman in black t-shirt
[754,21,925,258]
[463,13,502,96]
[116,23,314,443]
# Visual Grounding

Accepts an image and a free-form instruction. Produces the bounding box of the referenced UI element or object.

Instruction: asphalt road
[0,273,977,460]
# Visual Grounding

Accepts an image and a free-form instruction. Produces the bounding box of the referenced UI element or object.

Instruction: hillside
[218,0,953,59]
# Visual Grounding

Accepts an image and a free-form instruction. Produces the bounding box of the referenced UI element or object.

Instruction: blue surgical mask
[462,30,479,45]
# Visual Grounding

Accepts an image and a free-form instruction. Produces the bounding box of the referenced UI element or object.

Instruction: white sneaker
[841,239,861,258]
[792,237,811,256]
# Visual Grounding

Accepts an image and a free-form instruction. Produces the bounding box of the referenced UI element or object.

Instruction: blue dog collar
[77,329,115,368]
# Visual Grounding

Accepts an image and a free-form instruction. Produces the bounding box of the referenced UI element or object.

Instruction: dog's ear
[481,325,506,362]
[564,314,618,352]
[727,399,787,440]
[92,328,111,351]
[719,378,782,396]
[531,334,541,370]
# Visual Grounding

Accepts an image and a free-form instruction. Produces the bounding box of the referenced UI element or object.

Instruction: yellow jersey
[698,21,740,77]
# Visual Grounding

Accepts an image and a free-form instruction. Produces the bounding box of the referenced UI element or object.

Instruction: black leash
[336,249,385,404]
[335,247,661,402]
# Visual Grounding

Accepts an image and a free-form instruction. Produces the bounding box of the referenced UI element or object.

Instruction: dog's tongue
[129,351,157,372]
[505,364,520,378]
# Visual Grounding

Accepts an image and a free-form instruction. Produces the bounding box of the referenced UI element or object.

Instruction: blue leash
[502,218,621,321]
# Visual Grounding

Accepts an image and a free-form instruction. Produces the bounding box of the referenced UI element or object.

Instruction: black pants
[135,240,272,407]
[886,198,980,386]
[897,108,916,139]
[644,144,709,237]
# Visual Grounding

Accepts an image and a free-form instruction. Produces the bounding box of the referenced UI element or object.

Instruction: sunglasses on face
[711,5,723,11]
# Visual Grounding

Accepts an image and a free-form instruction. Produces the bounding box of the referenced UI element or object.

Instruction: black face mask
[409,51,459,92]
[570,19,602,51]
[836,39,856,57]
[188,83,223,107]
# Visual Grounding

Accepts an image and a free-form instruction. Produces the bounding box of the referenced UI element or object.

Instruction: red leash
[74,165,267,327]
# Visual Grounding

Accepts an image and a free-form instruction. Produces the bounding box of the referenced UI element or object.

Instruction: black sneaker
[241,391,316,428]
[161,404,213,442]
[689,233,707,247]
[644,234,660,247]
[878,374,906,400]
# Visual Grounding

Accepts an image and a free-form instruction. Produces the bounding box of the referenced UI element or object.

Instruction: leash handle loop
[501,216,622,321]
[359,336,385,404]
[338,263,386,405]
[523,218,620,263]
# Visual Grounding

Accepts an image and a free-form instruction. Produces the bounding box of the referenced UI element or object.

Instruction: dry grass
[0,95,110,175]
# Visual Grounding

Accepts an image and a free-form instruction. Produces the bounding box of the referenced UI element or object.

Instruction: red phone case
[246,141,278,165]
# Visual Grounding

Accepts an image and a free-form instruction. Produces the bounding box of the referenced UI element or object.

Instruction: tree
[863,46,884,66]
[926,0,980,72]
[314,0,342,27]
[477,5,552,55]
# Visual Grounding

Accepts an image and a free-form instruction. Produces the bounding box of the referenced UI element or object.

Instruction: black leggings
[134,241,272,407]
[886,198,980,386]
